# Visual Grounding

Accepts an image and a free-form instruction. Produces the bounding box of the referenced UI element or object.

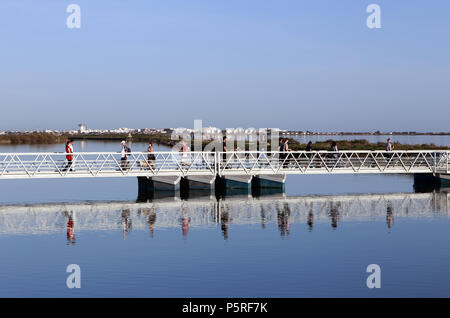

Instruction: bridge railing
[0,150,448,178]
[217,150,450,175]
[0,152,217,178]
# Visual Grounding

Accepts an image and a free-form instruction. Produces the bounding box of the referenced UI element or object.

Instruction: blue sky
[0,0,449,131]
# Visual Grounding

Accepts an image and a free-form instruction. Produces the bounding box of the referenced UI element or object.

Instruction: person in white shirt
[120,140,131,169]
[330,141,339,166]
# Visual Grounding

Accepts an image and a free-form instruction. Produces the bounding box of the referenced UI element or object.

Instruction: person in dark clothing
[305,141,313,167]
[222,136,228,168]
[279,138,290,168]
[329,141,339,167]
[278,138,285,167]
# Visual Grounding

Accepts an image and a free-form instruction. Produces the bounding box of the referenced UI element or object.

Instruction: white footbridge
[0,150,448,178]
[0,151,449,190]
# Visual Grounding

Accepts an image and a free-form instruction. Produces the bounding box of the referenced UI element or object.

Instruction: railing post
[433,152,436,173]
[435,152,438,173]
[215,151,218,176]
[215,151,219,177]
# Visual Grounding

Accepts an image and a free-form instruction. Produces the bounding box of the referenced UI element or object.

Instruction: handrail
[0,150,448,179]
[0,150,450,156]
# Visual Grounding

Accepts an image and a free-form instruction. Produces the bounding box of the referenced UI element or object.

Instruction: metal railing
[218,150,450,175]
[0,151,216,179]
[0,150,448,179]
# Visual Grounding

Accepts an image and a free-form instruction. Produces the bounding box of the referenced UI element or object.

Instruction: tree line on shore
[0,133,68,144]
[288,139,450,151]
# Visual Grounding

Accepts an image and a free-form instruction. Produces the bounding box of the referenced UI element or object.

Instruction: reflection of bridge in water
[0,190,448,240]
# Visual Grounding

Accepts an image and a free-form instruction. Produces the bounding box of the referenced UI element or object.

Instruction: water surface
[0,139,449,297]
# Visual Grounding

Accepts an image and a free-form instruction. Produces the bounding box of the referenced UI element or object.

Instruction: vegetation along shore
[0,132,449,151]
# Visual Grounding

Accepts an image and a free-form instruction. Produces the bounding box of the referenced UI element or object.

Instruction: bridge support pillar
[138,176,181,194]
[216,175,252,195]
[414,173,450,191]
[180,176,215,199]
[181,176,216,191]
[252,174,286,196]
[439,173,450,185]
[252,174,286,189]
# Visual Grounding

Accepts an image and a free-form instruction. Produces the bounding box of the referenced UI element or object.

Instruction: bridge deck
[0,151,448,179]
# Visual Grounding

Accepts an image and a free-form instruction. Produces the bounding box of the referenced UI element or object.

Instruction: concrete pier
[252,174,286,189]
[252,174,286,197]
[215,175,253,196]
[439,173,450,185]
[136,172,450,197]
[181,176,215,191]
[180,176,215,199]
[414,173,450,191]
[216,175,253,190]
[138,176,181,194]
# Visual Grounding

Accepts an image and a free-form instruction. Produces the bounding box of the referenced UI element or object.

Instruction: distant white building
[78,123,87,134]
[115,127,133,133]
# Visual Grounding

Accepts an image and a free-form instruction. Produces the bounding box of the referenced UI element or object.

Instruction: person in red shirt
[181,204,190,237]
[66,214,76,245]
[62,139,74,172]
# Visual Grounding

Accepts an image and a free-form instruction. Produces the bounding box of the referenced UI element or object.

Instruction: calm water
[0,138,449,297]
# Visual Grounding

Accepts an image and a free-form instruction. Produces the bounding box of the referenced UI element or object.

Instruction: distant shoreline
[0,132,449,150]
[281,131,450,136]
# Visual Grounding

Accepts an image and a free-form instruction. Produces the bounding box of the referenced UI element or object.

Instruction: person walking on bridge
[386,138,394,152]
[329,141,339,167]
[279,138,290,168]
[120,140,131,170]
[62,139,74,172]
[385,138,394,163]
[147,141,155,169]
[222,136,229,169]
[179,140,190,168]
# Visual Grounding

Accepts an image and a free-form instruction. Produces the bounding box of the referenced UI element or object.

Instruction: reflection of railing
[0,191,448,236]
[0,151,448,179]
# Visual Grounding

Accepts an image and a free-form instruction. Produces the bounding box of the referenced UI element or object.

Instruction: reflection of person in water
[65,211,76,245]
[139,207,157,238]
[386,202,394,231]
[121,209,132,240]
[260,206,267,229]
[307,207,314,231]
[329,202,340,229]
[220,203,231,240]
[277,203,291,236]
[148,208,156,238]
[181,203,191,238]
